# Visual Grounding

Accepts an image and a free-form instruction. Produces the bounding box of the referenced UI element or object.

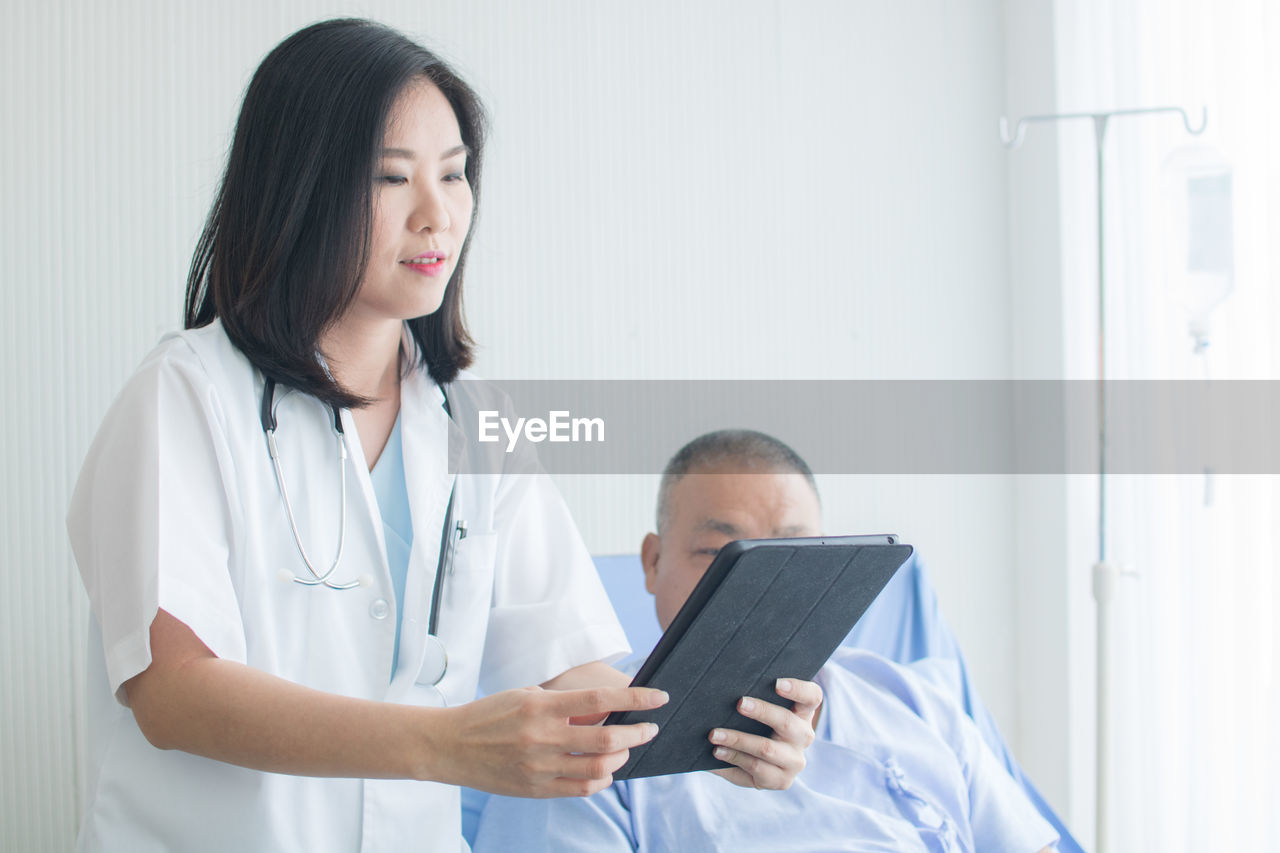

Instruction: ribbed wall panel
[0,3,1013,849]
[3,3,73,849]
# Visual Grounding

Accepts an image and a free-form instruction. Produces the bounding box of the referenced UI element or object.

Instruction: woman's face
[352,80,474,326]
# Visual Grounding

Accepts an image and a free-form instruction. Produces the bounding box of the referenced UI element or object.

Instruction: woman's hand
[124,611,666,792]
[425,685,668,798]
[708,677,823,790]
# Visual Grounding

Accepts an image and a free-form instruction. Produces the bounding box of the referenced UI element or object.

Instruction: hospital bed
[463,553,1084,853]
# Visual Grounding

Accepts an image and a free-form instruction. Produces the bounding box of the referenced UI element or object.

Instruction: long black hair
[185,18,487,408]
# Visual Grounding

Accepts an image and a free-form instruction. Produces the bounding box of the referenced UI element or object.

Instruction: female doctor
[66,18,823,853]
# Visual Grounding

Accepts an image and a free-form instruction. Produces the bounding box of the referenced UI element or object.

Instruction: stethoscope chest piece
[417,634,448,687]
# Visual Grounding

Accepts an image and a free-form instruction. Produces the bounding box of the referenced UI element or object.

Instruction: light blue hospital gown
[473,648,1059,852]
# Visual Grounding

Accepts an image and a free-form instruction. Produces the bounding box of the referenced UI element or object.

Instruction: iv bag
[1160,147,1234,343]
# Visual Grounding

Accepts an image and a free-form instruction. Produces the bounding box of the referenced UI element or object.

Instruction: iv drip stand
[1000,105,1207,853]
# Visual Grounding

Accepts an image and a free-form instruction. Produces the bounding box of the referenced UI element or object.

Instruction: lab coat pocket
[402,532,499,707]
[442,530,497,625]
[423,531,498,704]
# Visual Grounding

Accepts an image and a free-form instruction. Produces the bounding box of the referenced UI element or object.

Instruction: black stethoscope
[260,377,467,685]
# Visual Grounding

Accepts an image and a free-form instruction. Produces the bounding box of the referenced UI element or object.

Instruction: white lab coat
[67,320,629,853]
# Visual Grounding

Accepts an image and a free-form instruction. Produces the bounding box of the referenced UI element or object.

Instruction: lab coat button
[369,598,390,620]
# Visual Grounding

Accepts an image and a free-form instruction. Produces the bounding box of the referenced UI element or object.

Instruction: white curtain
[1056,0,1280,849]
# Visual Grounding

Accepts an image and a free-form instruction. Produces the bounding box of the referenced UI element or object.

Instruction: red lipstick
[401,250,448,277]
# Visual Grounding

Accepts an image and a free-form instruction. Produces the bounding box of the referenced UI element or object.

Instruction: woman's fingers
[563,720,659,755]
[549,685,668,720]
[550,748,634,781]
[540,773,619,799]
[443,685,667,799]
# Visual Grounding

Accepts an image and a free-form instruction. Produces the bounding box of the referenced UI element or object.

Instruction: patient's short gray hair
[656,430,819,534]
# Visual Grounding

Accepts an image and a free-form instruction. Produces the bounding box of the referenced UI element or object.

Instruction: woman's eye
[443,172,466,183]
[378,175,408,186]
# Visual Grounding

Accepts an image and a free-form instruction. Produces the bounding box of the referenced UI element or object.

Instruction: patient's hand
[708,677,822,790]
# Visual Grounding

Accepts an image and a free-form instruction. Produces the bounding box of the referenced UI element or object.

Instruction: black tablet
[604,534,912,780]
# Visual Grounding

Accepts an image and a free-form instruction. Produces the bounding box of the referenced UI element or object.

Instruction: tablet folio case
[606,536,913,780]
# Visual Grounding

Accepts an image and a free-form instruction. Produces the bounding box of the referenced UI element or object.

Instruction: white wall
[0,2,1027,848]
[1002,0,1088,834]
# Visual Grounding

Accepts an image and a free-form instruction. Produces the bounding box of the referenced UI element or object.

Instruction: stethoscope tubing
[260,377,465,638]
[262,378,360,590]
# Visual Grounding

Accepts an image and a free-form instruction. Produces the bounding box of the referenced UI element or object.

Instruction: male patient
[474,430,1059,853]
